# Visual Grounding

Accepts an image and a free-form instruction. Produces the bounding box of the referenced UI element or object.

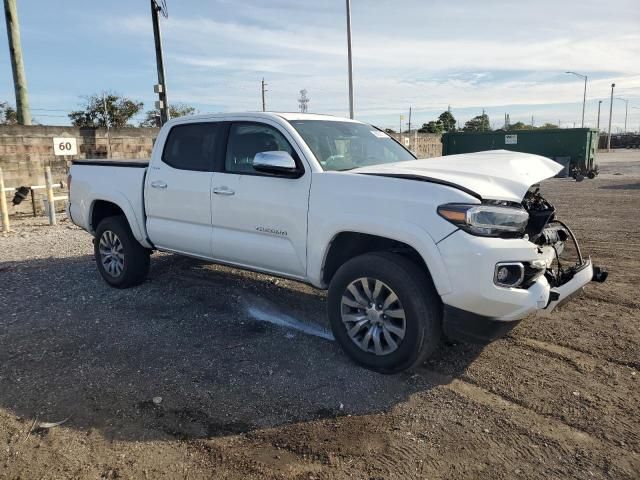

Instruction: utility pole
[607,83,615,152]
[102,93,112,159]
[150,0,169,125]
[345,0,354,119]
[3,0,31,125]
[408,107,412,133]
[596,100,602,131]
[261,78,267,112]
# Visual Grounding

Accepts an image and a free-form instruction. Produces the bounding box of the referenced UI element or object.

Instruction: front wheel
[94,216,150,288]
[327,252,442,373]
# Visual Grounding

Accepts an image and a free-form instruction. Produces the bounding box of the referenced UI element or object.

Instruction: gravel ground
[0,151,639,479]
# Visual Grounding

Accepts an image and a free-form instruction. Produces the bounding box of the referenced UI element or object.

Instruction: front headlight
[438,203,529,237]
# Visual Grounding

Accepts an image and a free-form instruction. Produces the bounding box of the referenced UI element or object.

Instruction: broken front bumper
[544,258,593,312]
[437,230,606,343]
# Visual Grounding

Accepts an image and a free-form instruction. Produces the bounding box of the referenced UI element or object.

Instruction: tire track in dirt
[445,339,640,453]
[513,336,636,373]
[433,376,640,475]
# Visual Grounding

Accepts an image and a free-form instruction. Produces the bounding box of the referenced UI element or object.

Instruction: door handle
[212,186,235,196]
[151,180,167,189]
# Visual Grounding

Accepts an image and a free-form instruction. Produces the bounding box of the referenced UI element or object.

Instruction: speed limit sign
[53,137,78,156]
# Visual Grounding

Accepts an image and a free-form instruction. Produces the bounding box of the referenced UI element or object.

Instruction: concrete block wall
[0,125,158,215]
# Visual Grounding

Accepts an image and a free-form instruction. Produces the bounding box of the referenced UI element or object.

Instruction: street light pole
[615,98,628,133]
[607,83,615,152]
[596,100,602,131]
[345,0,354,119]
[632,107,640,134]
[566,71,587,128]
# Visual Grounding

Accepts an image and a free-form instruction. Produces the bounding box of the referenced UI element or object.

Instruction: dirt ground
[1,151,639,479]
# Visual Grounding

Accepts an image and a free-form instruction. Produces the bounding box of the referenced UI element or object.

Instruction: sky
[1,0,639,131]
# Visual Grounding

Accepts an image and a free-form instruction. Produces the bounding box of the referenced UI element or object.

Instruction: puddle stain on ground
[244,295,335,341]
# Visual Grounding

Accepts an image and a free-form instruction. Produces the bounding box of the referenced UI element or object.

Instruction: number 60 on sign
[53,137,78,156]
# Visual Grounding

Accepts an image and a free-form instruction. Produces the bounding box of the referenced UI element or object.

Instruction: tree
[438,110,456,132]
[538,123,559,129]
[139,103,197,127]
[418,121,444,134]
[69,92,143,128]
[463,114,491,132]
[507,122,535,131]
[384,128,396,134]
[0,101,18,125]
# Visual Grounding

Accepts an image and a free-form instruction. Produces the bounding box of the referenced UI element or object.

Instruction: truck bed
[68,160,150,247]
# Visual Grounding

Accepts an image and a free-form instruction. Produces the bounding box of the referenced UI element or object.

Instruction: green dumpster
[441,128,599,179]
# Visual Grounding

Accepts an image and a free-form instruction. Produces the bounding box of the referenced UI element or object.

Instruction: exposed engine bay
[522,187,607,288]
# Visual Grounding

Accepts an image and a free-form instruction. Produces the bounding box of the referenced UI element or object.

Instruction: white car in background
[67,112,607,373]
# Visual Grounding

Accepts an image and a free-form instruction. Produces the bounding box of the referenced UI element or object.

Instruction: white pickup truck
[68,112,607,373]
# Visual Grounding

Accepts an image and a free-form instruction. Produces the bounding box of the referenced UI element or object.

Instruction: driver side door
[210,121,311,279]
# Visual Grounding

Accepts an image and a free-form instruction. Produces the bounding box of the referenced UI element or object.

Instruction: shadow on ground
[0,253,483,442]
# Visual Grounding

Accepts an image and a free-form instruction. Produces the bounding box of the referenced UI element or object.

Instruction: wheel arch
[89,196,150,248]
[318,229,452,295]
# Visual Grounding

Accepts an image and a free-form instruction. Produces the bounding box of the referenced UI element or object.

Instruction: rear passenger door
[210,121,311,278]
[145,122,221,258]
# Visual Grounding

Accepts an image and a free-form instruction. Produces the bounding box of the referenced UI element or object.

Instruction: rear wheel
[328,252,442,373]
[94,216,150,288]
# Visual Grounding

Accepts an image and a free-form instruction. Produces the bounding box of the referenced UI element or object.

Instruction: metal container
[441,128,599,178]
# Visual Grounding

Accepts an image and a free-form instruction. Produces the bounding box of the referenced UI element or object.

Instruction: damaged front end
[522,187,608,310]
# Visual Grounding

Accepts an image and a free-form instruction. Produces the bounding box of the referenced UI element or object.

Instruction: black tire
[94,215,150,288]
[327,252,442,373]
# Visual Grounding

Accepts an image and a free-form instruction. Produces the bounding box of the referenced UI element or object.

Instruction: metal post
[30,187,36,217]
[345,0,354,119]
[607,83,615,152]
[596,100,602,131]
[261,78,266,112]
[151,0,169,125]
[44,167,56,226]
[0,168,10,232]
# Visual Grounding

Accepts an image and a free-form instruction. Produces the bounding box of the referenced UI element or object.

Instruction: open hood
[352,150,564,202]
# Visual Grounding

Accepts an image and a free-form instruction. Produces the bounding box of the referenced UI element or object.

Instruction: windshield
[288,120,415,171]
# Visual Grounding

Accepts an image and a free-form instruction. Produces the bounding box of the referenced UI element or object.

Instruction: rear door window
[162,123,220,171]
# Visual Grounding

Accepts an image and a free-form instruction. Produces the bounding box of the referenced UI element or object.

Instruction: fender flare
[310,218,453,295]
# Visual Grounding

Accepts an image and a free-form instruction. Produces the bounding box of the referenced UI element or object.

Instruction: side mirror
[252,151,300,177]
